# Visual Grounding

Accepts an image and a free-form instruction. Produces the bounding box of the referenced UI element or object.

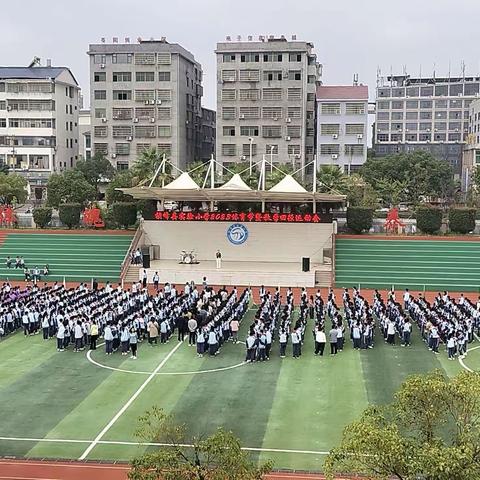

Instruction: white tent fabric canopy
[217,173,252,191]
[269,174,308,193]
[163,172,200,190]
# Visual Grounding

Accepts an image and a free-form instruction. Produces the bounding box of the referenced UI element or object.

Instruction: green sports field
[0,311,477,471]
[0,233,133,282]
[336,238,480,292]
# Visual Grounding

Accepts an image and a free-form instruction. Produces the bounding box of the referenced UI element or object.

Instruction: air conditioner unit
[286,117,292,123]
[285,136,291,141]
[111,153,117,159]
[405,129,409,132]
[157,100,162,105]
[273,117,278,121]
[427,128,431,132]
[455,128,459,132]
[241,155,246,160]
[150,117,155,123]
[357,134,363,139]
[331,154,338,159]
[144,100,150,105]
[133,118,139,123]
[150,100,156,105]
[7,106,12,111]
[101,117,107,123]
[127,136,133,141]
[240,114,245,119]
[294,154,301,159]
[100,64,106,69]
[332,134,338,139]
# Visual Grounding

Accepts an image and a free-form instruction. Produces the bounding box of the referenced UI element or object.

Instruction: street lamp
[269,145,274,174]
[248,137,254,176]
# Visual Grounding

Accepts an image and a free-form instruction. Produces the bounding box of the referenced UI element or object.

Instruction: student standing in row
[129,328,138,359]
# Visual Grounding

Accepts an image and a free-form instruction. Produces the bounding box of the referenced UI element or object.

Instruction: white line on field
[0,436,329,456]
[78,340,183,460]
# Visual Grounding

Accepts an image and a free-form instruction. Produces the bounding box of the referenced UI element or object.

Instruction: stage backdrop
[142,221,333,264]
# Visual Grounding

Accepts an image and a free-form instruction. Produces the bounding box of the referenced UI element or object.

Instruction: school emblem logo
[227,223,248,245]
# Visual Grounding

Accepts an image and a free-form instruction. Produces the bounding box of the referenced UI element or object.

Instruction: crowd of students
[1,280,479,364]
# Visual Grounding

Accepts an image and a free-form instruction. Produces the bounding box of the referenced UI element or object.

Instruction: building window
[345,144,364,155]
[435,111,447,119]
[420,111,432,120]
[157,53,171,65]
[377,133,389,142]
[377,112,389,120]
[420,100,433,109]
[94,126,108,138]
[223,126,235,136]
[320,144,340,155]
[288,144,301,155]
[135,126,156,138]
[94,90,106,100]
[239,106,259,119]
[135,107,155,120]
[94,72,106,82]
[134,53,155,65]
[239,70,260,82]
[263,70,282,81]
[135,90,155,102]
[136,143,151,154]
[240,126,259,136]
[239,89,259,100]
[406,87,419,97]
[406,111,418,120]
[94,108,106,119]
[377,101,390,110]
[221,70,237,82]
[287,107,302,119]
[112,53,132,64]
[240,53,260,62]
[157,107,171,120]
[222,107,236,120]
[93,54,106,64]
[320,124,340,135]
[112,126,133,138]
[242,144,257,156]
[94,143,108,155]
[136,72,155,82]
[113,72,132,82]
[289,70,301,80]
[405,123,418,131]
[390,101,403,110]
[288,88,302,100]
[113,90,132,101]
[221,144,236,156]
[223,54,236,62]
[262,88,282,100]
[115,143,130,155]
[262,125,282,138]
[157,143,172,156]
[406,100,418,109]
[345,124,364,135]
[157,89,171,101]
[287,125,301,138]
[262,106,283,119]
[265,144,279,154]
[289,53,302,62]
[221,89,237,101]
[158,71,171,82]
[112,108,133,120]
[321,103,340,115]
[158,126,171,137]
[392,112,403,120]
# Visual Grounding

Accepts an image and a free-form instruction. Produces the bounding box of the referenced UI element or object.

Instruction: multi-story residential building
[78,109,91,161]
[88,38,203,171]
[316,85,368,173]
[374,73,480,175]
[461,99,480,190]
[215,36,321,173]
[196,107,216,162]
[0,61,80,200]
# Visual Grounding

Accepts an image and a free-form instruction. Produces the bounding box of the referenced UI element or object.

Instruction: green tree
[344,174,379,209]
[46,171,96,208]
[32,207,52,228]
[58,203,82,229]
[222,161,259,189]
[105,171,135,205]
[346,206,374,234]
[188,160,210,186]
[0,173,28,204]
[112,202,137,229]
[449,207,476,234]
[360,151,454,206]
[416,205,443,234]
[316,165,348,194]
[132,147,173,186]
[325,370,480,480]
[74,153,115,194]
[129,407,272,480]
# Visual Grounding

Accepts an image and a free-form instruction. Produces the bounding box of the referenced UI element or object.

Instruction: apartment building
[461,99,480,190]
[196,107,216,162]
[216,36,321,173]
[0,62,80,200]
[88,38,203,171]
[374,74,480,174]
[78,109,91,160]
[316,85,368,173]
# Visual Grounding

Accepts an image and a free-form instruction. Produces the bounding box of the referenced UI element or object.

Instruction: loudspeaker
[142,253,150,269]
[302,257,310,272]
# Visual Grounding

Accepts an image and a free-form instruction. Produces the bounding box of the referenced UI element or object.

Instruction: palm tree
[132,147,173,187]
[187,160,209,186]
[316,165,348,194]
[221,161,259,189]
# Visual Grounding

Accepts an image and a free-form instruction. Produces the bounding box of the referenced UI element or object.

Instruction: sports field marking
[87,342,247,376]
[458,335,480,372]
[0,436,330,456]
[78,341,183,460]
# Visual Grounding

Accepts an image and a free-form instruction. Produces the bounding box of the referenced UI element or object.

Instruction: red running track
[0,460,361,480]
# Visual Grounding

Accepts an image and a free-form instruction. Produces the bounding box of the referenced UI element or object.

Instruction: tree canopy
[360,151,454,206]
[132,147,173,186]
[105,170,135,205]
[0,173,28,204]
[128,407,272,480]
[325,370,480,480]
[46,170,96,208]
[74,153,115,192]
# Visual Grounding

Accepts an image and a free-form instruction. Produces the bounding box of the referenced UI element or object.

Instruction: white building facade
[316,85,368,173]
[0,65,80,200]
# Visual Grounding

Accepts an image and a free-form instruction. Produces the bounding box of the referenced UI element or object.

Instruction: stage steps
[314,269,332,287]
[124,265,140,283]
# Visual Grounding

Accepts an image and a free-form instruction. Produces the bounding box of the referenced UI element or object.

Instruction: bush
[112,202,138,229]
[448,207,477,234]
[59,203,82,229]
[137,199,157,220]
[32,207,52,229]
[346,207,374,234]
[416,205,442,234]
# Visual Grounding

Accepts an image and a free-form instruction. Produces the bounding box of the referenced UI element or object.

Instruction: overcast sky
[2,0,480,110]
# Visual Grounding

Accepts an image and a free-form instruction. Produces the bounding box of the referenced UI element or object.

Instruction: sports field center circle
[458,344,480,373]
[86,343,247,376]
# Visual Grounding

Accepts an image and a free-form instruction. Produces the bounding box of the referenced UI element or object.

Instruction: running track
[0,459,360,480]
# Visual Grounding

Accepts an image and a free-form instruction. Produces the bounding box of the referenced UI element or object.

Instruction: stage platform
[133,259,332,288]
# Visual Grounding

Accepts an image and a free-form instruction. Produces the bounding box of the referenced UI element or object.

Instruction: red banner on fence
[153,211,331,224]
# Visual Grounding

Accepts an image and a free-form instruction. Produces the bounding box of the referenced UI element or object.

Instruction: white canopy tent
[269,174,308,193]
[163,172,200,190]
[217,173,252,191]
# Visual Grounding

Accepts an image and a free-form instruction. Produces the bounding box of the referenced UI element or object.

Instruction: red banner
[153,211,331,224]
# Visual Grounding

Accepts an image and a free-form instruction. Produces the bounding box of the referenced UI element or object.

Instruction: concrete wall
[142,220,333,263]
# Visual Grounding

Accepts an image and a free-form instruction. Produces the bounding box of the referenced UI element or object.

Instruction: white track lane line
[78,341,183,460]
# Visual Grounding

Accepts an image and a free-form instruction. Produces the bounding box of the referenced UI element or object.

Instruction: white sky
[1,0,480,111]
